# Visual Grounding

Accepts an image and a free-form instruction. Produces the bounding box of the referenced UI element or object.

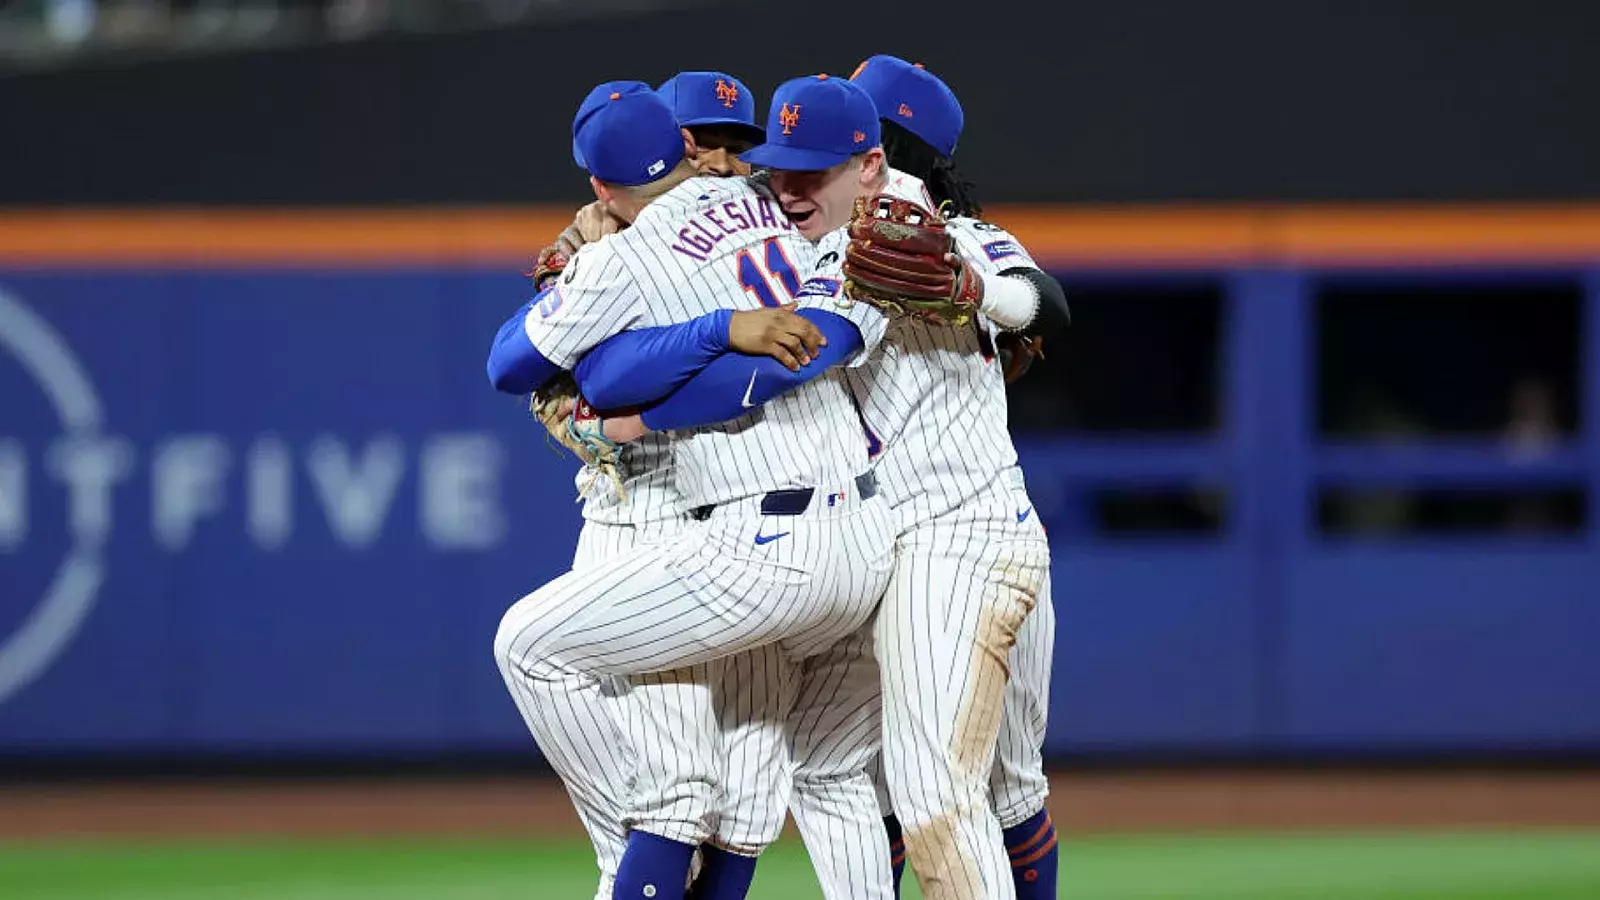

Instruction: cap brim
[739,143,851,171]
[681,118,766,141]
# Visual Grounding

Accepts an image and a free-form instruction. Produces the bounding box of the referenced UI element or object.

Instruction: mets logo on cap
[779,103,801,135]
[715,78,739,109]
[741,75,879,172]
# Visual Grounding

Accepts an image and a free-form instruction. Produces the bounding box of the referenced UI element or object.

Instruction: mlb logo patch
[982,240,1021,261]
[797,277,842,299]
[647,159,667,176]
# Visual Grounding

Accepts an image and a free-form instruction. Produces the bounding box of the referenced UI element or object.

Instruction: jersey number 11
[735,237,802,308]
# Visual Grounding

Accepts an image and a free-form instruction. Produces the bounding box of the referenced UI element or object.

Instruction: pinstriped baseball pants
[496,517,682,900]
[876,471,1051,900]
[494,488,895,855]
[709,468,1055,900]
[709,621,896,900]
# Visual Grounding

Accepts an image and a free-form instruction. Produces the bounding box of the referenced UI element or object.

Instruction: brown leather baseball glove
[997,333,1046,384]
[530,373,626,500]
[842,194,984,326]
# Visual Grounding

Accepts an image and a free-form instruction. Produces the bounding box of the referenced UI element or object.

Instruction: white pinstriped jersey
[819,168,1045,519]
[569,435,679,526]
[529,175,888,510]
[516,250,680,526]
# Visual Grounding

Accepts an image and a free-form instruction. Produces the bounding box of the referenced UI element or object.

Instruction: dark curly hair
[879,119,982,219]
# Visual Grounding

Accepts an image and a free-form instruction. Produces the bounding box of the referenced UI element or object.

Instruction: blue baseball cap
[656,71,764,139]
[740,74,881,171]
[570,80,685,186]
[849,55,964,157]
[571,80,647,170]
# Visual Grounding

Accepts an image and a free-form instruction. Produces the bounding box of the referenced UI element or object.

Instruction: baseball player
[595,66,1070,898]
[846,54,1065,900]
[489,80,898,900]
[490,70,839,900]
[657,71,766,176]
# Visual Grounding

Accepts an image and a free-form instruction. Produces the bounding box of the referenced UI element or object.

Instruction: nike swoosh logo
[741,370,759,408]
[1016,507,1033,523]
[753,529,791,545]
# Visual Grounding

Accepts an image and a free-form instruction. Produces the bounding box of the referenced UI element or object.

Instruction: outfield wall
[2,207,1598,761]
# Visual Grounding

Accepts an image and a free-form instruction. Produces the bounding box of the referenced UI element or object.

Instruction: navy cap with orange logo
[656,71,764,141]
[739,74,880,172]
[570,80,685,186]
[849,55,964,158]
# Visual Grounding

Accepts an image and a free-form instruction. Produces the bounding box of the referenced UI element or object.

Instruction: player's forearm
[574,310,733,409]
[637,310,862,433]
[487,299,564,394]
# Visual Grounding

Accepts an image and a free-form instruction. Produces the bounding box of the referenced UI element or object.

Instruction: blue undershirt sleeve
[638,309,863,432]
[486,292,564,394]
[573,309,732,409]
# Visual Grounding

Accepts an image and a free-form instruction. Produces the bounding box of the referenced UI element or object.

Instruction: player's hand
[558,202,626,255]
[547,396,576,420]
[727,304,827,371]
[530,375,628,499]
[602,413,650,444]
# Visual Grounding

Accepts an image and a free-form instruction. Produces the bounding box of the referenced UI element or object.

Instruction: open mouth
[785,206,817,228]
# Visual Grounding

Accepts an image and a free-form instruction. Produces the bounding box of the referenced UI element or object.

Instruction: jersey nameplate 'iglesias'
[820,167,1043,521]
[526,175,889,509]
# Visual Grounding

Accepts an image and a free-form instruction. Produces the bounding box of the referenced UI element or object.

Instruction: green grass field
[3,832,1599,899]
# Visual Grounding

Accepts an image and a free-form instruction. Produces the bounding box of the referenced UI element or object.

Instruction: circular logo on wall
[0,287,106,707]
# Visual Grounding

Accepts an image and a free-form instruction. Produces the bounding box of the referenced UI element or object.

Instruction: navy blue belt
[690,472,878,521]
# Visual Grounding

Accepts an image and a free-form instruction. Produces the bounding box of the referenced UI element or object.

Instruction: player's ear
[590,176,612,206]
[681,127,698,158]
[858,148,886,186]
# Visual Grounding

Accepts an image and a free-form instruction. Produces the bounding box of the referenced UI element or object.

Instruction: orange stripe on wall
[2,205,1600,267]
[980,206,1268,267]
[1272,206,1600,264]
[0,209,574,267]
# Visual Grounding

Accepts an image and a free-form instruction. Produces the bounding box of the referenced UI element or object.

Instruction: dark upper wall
[3,0,1597,205]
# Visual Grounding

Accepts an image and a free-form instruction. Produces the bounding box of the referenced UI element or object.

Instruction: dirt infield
[3,770,1598,840]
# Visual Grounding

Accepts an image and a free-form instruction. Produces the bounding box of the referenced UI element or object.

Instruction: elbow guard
[1003,267,1070,339]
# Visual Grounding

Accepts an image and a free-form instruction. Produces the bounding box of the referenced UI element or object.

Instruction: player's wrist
[977,271,1040,330]
[611,412,652,442]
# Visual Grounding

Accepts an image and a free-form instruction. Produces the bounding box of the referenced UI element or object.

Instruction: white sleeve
[798,232,888,367]
[948,218,1043,330]
[947,217,1041,276]
[520,240,647,369]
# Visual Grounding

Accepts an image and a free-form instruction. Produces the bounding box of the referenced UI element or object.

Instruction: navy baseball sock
[1003,808,1058,899]
[614,831,696,900]
[883,814,907,896]
[684,844,758,899]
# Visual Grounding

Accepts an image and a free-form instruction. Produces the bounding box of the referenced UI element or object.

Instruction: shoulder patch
[982,239,1022,261]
